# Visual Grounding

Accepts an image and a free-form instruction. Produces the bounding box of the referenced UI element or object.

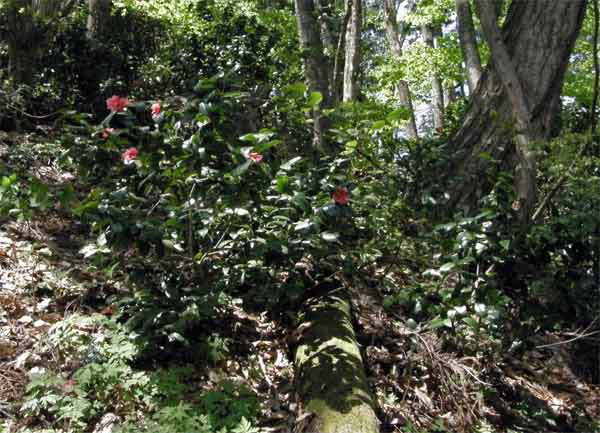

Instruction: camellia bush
[61,75,387,357]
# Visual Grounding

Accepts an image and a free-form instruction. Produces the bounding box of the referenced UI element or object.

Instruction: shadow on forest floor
[350,282,600,433]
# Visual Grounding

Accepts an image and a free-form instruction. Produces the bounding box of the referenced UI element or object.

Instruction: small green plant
[21,316,157,432]
[21,312,263,433]
[199,381,260,431]
[119,403,213,433]
[117,381,261,433]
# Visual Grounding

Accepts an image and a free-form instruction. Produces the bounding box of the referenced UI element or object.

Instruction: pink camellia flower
[151,102,161,122]
[106,95,130,113]
[102,128,115,139]
[122,147,138,165]
[332,187,350,205]
[249,152,263,163]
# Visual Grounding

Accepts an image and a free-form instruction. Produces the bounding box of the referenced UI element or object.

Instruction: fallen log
[293,287,379,433]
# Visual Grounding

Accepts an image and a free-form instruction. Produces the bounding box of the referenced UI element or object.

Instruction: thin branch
[536,330,600,349]
[536,318,600,349]
[7,103,61,120]
[532,134,592,222]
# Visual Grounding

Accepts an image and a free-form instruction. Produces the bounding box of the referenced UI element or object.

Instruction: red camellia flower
[106,95,130,113]
[151,102,161,116]
[249,152,263,163]
[122,147,138,165]
[102,128,115,139]
[332,187,350,205]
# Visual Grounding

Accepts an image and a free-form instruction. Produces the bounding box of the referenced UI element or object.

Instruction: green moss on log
[294,288,379,433]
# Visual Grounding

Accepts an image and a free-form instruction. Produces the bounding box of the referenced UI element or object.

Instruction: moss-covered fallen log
[294,287,379,433]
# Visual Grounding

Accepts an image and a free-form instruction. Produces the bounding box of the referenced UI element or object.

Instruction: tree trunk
[4,0,77,85]
[456,0,483,94]
[446,0,587,219]
[422,24,444,130]
[397,81,419,138]
[342,0,361,102]
[444,84,457,107]
[7,39,37,85]
[86,0,112,42]
[294,287,379,433]
[315,0,335,99]
[383,0,418,139]
[294,0,334,152]
[474,0,537,224]
[5,0,39,85]
[332,1,352,104]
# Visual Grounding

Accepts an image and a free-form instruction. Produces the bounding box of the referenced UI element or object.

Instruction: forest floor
[0,132,599,433]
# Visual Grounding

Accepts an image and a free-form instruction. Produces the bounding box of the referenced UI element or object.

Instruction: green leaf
[371,120,386,130]
[72,200,99,216]
[345,140,358,150]
[474,303,487,316]
[280,156,302,171]
[294,219,316,233]
[455,305,467,315]
[168,332,187,343]
[162,239,184,252]
[29,180,50,209]
[256,139,281,153]
[276,176,289,193]
[232,160,252,176]
[194,251,207,263]
[479,152,494,161]
[284,82,307,96]
[233,208,250,217]
[196,114,211,129]
[1,174,17,188]
[307,92,323,108]
[321,232,339,242]
[253,130,276,143]
[462,316,479,329]
[386,108,410,122]
[428,317,451,329]
[292,192,309,211]
[439,262,455,273]
[194,78,217,93]
[239,133,258,143]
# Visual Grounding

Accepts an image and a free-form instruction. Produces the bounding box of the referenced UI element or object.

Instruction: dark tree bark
[315,0,336,100]
[383,0,419,139]
[7,38,37,85]
[4,0,42,85]
[342,0,361,101]
[315,0,335,50]
[456,0,483,94]
[446,0,587,221]
[422,24,445,130]
[86,0,112,42]
[474,0,538,224]
[2,0,77,85]
[294,0,334,152]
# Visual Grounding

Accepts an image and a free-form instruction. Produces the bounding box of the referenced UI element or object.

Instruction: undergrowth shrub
[20,314,262,433]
